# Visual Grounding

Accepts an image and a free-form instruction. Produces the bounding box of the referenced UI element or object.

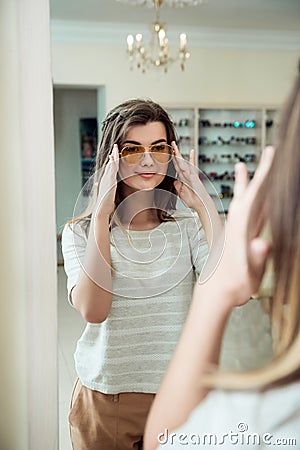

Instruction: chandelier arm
[154,0,161,21]
[117,0,203,7]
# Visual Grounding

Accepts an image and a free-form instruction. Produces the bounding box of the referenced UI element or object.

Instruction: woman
[62,99,272,449]
[144,73,300,449]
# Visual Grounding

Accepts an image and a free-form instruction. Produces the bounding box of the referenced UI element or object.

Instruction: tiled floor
[58,266,85,450]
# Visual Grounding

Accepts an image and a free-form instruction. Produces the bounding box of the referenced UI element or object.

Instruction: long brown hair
[206,71,300,390]
[71,99,178,230]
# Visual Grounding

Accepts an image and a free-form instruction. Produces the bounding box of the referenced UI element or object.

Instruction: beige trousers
[69,378,155,450]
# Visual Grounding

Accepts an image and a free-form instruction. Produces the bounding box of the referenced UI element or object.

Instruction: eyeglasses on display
[120,143,174,165]
[199,119,256,128]
[199,136,257,146]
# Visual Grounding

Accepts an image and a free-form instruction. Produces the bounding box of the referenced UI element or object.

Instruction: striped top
[62,211,209,394]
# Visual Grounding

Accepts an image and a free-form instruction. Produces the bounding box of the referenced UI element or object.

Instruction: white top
[157,381,300,449]
[62,211,273,395]
[62,212,209,394]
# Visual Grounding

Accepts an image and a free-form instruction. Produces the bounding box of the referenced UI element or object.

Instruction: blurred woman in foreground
[145,69,300,450]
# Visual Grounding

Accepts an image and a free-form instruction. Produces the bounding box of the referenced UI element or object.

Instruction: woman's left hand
[172,141,209,211]
[172,141,224,249]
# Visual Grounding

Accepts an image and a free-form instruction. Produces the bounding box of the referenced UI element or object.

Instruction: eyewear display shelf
[166,106,279,214]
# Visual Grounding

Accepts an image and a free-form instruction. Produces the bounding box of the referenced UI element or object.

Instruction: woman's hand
[172,141,223,248]
[73,146,120,322]
[172,142,209,211]
[200,146,275,307]
[94,144,119,218]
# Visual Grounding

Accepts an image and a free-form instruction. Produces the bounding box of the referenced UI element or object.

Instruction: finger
[172,150,190,176]
[189,149,196,166]
[171,141,188,168]
[171,141,183,159]
[172,157,184,178]
[233,162,248,199]
[250,146,275,190]
[243,146,275,208]
[252,210,265,243]
[109,144,120,171]
[173,180,183,194]
[248,237,270,283]
[172,156,184,178]
[111,144,119,160]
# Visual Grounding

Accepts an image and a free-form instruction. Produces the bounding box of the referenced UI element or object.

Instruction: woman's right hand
[199,146,275,306]
[72,145,119,322]
[94,144,119,218]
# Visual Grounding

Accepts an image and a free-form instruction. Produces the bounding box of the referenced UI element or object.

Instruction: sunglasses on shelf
[120,143,174,165]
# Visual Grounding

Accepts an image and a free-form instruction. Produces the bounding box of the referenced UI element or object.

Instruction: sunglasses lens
[150,144,173,163]
[120,144,173,164]
[121,145,145,164]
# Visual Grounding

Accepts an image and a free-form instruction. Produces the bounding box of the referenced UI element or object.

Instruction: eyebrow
[122,138,167,146]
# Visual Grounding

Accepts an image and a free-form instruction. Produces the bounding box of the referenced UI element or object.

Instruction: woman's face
[118,121,171,193]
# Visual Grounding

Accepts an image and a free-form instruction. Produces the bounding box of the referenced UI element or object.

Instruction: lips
[136,172,156,178]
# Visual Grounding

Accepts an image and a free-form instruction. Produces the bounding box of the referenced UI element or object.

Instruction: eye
[152,144,168,152]
[128,146,140,153]
[122,145,142,154]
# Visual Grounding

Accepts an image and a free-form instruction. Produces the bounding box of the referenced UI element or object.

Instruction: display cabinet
[166,105,279,214]
[166,107,198,160]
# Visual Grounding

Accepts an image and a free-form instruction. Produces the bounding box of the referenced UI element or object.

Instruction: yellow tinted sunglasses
[120,143,174,165]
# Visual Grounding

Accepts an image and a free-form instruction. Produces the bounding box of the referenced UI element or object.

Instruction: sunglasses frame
[120,143,175,165]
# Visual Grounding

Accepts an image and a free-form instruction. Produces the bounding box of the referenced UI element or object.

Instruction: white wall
[54,88,97,232]
[0,0,57,449]
[51,41,299,110]
[51,40,299,260]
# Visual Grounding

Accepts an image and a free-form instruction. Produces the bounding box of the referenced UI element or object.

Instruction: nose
[140,150,155,166]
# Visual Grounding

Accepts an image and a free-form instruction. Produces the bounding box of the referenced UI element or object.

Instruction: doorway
[53,86,105,449]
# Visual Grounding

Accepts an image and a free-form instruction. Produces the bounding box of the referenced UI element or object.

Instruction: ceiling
[50,0,300,32]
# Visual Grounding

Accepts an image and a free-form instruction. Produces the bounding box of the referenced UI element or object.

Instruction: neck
[117,188,160,229]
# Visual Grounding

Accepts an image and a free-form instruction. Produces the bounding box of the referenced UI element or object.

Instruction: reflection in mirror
[55,92,274,449]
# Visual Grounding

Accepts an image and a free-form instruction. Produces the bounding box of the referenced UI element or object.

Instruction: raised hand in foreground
[144,146,275,450]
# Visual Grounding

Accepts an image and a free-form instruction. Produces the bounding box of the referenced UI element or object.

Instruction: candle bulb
[158,28,166,47]
[127,34,134,52]
[136,33,143,49]
[179,33,187,50]
[164,38,169,55]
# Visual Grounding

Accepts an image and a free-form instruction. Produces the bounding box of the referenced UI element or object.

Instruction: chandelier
[117,0,203,73]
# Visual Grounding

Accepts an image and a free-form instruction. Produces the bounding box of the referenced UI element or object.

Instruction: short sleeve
[61,222,87,304]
